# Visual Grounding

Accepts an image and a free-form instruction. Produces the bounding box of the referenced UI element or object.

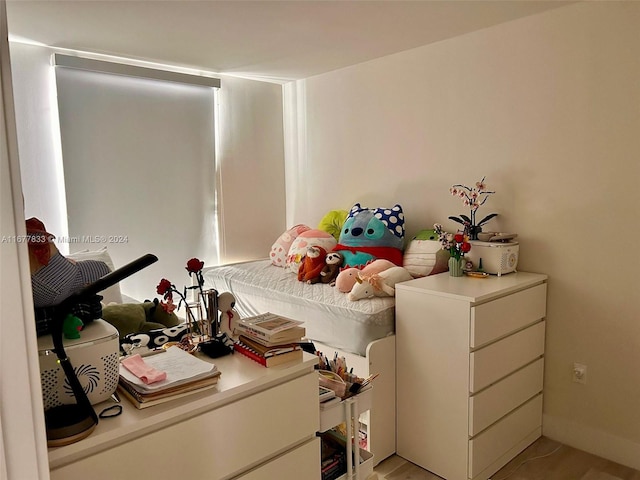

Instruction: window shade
[55,60,219,302]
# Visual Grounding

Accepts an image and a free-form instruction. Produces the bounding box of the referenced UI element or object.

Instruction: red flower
[461,242,471,253]
[186,258,204,274]
[454,233,464,243]
[156,278,172,296]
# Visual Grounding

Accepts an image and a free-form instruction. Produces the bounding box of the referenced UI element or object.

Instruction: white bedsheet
[203,260,395,356]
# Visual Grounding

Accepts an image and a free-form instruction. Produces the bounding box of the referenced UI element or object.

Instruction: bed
[203,259,397,464]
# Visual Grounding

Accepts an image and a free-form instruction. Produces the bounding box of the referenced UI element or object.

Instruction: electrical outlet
[573,363,587,384]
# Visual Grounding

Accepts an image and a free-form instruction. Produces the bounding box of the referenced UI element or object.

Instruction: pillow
[286,229,338,274]
[67,247,123,304]
[403,229,450,277]
[334,203,405,268]
[317,210,349,241]
[270,224,311,266]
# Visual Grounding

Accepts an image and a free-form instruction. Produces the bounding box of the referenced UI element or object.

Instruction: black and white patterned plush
[121,324,189,354]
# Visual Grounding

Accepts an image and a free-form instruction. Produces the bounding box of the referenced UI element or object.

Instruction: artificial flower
[434,223,471,260]
[448,176,497,239]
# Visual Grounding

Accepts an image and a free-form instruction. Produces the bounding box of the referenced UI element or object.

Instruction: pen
[140,348,166,358]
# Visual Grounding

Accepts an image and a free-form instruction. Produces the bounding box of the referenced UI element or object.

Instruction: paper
[119,346,217,392]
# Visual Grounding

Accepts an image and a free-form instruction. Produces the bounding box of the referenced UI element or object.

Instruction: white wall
[286,1,640,469]
[0,3,49,477]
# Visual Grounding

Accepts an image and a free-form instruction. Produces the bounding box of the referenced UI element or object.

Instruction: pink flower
[160,298,177,314]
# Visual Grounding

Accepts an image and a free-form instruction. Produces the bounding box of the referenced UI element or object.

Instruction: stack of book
[234,312,305,367]
[118,346,221,409]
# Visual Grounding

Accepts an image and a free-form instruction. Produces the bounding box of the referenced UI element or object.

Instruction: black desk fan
[44,253,158,447]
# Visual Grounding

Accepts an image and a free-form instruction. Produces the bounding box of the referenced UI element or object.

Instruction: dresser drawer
[470,321,545,393]
[468,394,543,478]
[470,283,547,348]
[50,373,318,480]
[469,358,544,436]
[236,437,320,480]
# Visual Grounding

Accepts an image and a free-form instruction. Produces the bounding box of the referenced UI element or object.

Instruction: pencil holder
[318,370,347,398]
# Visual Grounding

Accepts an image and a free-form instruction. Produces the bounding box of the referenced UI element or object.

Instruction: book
[117,373,220,409]
[238,335,300,357]
[119,345,218,394]
[238,331,306,348]
[234,339,303,367]
[117,345,222,408]
[235,312,305,343]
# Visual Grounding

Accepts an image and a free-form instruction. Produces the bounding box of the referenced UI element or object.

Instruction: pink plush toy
[335,259,396,293]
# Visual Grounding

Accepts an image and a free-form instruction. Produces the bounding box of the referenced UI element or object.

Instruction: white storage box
[38,319,120,410]
[466,240,519,276]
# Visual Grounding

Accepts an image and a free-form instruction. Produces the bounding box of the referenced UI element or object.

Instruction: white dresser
[396,271,547,480]
[48,352,320,480]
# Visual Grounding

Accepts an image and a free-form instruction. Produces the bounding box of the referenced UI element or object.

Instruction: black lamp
[44,253,158,447]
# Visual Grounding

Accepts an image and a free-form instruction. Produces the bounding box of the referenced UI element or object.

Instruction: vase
[469,225,482,241]
[448,256,464,277]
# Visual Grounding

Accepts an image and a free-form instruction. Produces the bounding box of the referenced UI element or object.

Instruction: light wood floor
[372,437,640,480]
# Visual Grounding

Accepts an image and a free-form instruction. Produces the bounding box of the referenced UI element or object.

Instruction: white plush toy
[348,266,413,301]
[217,291,240,339]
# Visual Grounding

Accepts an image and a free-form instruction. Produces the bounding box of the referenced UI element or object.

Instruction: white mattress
[203,260,395,356]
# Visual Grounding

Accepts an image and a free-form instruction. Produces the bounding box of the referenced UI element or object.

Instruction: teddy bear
[297,245,328,283]
[319,251,343,286]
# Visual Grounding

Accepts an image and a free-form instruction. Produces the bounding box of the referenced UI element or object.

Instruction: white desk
[49,352,320,480]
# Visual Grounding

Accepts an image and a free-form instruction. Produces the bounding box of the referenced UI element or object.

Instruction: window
[54,54,220,301]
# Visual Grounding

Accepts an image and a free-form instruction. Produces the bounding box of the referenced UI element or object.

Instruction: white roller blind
[55,60,219,302]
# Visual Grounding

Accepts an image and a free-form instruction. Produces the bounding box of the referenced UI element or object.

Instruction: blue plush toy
[334,203,405,268]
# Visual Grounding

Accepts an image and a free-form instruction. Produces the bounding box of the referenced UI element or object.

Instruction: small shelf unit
[319,387,374,480]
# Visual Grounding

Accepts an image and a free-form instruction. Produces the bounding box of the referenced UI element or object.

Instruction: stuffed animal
[217,291,240,338]
[287,229,337,274]
[335,259,396,293]
[297,245,328,283]
[121,323,190,354]
[333,203,406,268]
[348,266,413,301]
[403,229,450,277]
[102,298,181,340]
[318,251,344,286]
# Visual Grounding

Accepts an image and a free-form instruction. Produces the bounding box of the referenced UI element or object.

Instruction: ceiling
[6,0,572,83]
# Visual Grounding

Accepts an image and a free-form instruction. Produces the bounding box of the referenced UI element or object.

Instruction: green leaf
[477,213,498,226]
[448,216,465,225]
[460,215,472,223]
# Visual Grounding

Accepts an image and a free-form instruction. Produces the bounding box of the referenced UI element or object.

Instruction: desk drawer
[470,321,545,393]
[469,358,544,436]
[471,283,547,348]
[50,373,318,480]
[468,394,543,478]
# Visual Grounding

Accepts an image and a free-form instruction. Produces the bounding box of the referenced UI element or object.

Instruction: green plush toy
[317,210,349,241]
[101,298,181,340]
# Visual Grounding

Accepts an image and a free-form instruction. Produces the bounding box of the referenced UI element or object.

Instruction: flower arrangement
[434,223,471,260]
[448,176,497,240]
[156,258,209,339]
